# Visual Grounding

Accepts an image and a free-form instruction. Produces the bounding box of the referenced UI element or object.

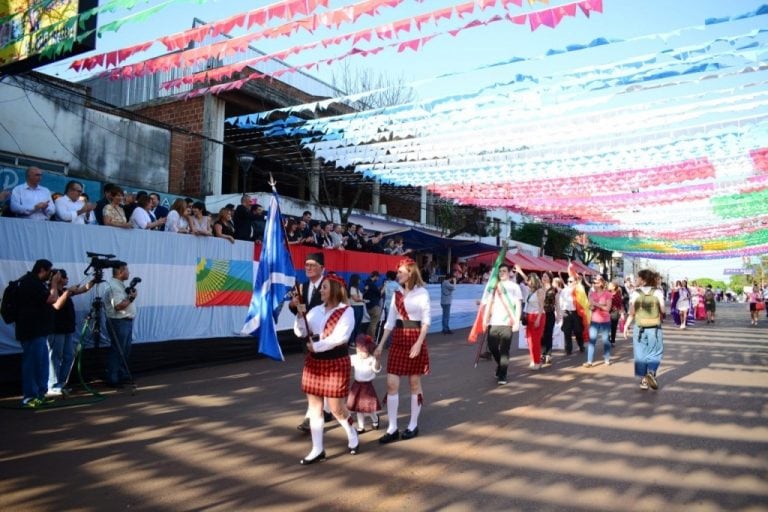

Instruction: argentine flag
[241,191,296,361]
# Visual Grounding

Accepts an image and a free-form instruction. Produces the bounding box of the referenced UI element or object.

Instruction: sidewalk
[0,303,766,511]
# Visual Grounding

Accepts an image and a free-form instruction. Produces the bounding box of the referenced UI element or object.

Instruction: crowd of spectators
[1,168,417,255]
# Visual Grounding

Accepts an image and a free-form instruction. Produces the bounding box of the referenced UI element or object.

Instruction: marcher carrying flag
[469,242,508,366]
[568,261,591,342]
[241,181,296,361]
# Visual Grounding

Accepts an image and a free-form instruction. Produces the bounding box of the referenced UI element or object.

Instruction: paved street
[1,302,766,511]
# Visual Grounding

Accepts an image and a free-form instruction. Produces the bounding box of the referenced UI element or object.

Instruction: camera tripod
[70,276,138,396]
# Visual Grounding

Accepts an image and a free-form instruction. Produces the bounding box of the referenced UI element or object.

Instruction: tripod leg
[105,317,136,391]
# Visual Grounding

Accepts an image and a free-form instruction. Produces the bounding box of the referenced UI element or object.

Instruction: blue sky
[37,0,767,279]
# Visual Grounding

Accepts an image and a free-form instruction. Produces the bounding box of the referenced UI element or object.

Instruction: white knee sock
[356,412,365,429]
[305,415,324,459]
[407,393,422,431]
[386,393,399,434]
[338,414,359,448]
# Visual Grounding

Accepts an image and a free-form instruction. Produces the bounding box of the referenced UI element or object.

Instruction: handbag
[757,301,765,312]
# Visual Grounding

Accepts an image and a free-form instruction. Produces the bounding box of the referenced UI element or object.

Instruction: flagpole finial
[268,173,277,191]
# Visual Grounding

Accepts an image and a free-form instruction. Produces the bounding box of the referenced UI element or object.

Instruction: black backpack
[1,279,21,324]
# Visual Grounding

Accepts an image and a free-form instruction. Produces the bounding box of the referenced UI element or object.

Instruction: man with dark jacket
[233,194,255,241]
[15,259,61,408]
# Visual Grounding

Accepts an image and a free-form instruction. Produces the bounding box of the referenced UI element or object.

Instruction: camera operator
[16,259,62,408]
[103,261,137,388]
[48,270,94,395]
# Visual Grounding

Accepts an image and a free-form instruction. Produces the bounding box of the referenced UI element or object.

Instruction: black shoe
[379,431,400,444]
[323,411,334,422]
[297,418,310,433]
[446,330,453,334]
[402,427,419,440]
[105,381,124,389]
[565,351,572,356]
[299,451,326,465]
[348,443,360,455]
[579,346,585,353]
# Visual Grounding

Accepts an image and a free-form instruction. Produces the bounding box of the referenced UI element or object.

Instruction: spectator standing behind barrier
[93,183,115,225]
[165,198,190,234]
[213,208,236,243]
[104,261,137,388]
[0,189,10,215]
[10,167,55,220]
[233,194,255,241]
[363,271,383,337]
[48,270,93,395]
[124,191,142,220]
[130,195,167,230]
[251,203,266,241]
[55,180,95,223]
[440,274,457,335]
[188,202,212,236]
[16,259,61,407]
[102,187,133,230]
[149,193,168,229]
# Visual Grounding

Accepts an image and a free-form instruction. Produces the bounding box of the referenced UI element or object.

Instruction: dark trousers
[609,311,620,344]
[541,311,555,356]
[562,311,584,354]
[487,325,515,381]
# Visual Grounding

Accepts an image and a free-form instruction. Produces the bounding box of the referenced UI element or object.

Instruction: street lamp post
[237,153,255,193]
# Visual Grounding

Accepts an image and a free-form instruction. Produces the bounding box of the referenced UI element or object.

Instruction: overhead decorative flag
[241,190,296,361]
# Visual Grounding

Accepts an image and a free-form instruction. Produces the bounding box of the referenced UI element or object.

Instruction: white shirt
[130,207,153,229]
[294,303,354,353]
[164,210,189,233]
[351,353,380,382]
[10,183,55,220]
[55,195,87,224]
[384,286,431,330]
[105,277,136,319]
[559,285,578,311]
[487,279,523,327]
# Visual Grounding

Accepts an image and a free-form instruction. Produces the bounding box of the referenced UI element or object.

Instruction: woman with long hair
[293,273,359,464]
[164,198,190,233]
[623,269,665,390]
[675,280,691,329]
[374,258,431,443]
[540,272,560,366]
[102,187,132,230]
[584,275,613,367]
[213,207,235,244]
[524,274,546,370]
[188,201,212,236]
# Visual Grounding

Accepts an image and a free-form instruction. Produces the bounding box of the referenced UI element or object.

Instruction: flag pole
[269,173,313,347]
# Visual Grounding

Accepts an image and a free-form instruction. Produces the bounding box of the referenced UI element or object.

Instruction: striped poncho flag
[468,242,509,343]
[568,261,591,341]
[241,191,296,361]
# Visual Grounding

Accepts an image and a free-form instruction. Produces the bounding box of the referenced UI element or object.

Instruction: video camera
[84,252,123,282]
[125,277,142,295]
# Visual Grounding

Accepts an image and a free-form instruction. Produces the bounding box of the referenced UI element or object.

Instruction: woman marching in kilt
[374,258,431,444]
[294,272,360,465]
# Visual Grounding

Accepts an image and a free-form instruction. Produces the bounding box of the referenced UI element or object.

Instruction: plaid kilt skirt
[387,327,430,376]
[347,381,381,413]
[301,353,351,398]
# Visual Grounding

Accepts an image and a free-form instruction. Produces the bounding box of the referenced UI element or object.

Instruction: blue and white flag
[241,192,296,361]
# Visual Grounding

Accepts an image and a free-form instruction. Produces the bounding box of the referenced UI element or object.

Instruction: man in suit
[288,252,332,432]
[149,193,169,230]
